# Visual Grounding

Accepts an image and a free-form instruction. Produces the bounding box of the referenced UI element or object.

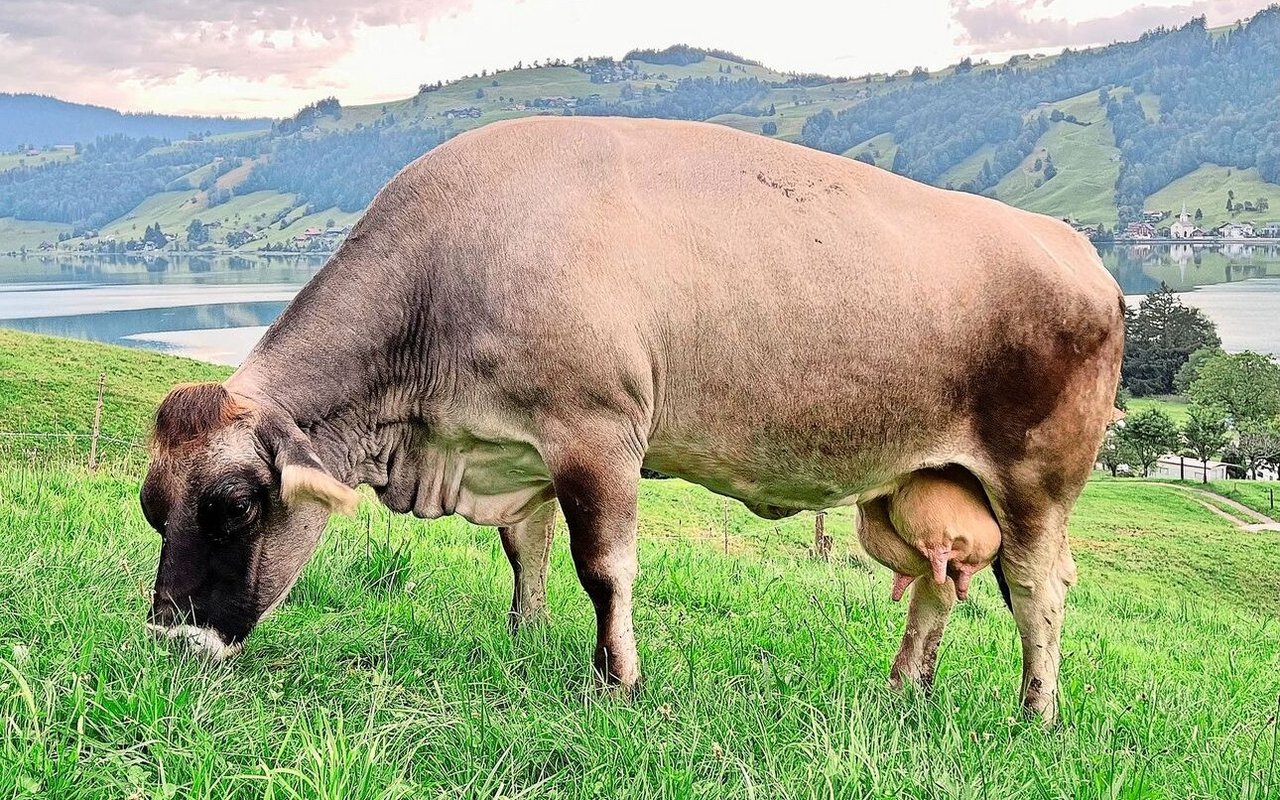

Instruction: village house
[303,227,323,237]
[1219,222,1255,239]
[443,107,482,119]
[1259,222,1280,238]
[1123,221,1156,239]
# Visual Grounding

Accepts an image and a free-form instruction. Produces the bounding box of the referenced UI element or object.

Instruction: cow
[140,116,1123,722]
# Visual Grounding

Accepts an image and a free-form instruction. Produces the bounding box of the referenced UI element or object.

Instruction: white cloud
[0,0,1270,116]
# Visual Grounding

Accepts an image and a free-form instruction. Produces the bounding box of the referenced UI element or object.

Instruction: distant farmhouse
[1123,222,1156,239]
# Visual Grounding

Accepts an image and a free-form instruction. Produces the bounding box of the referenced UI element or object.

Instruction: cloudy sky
[0,0,1270,118]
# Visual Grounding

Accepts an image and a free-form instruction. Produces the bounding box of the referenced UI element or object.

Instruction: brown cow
[140,116,1123,722]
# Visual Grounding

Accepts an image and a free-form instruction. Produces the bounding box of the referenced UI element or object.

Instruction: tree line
[1109,284,1280,480]
[798,9,1280,222]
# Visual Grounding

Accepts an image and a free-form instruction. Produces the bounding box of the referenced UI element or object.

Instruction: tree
[1187,350,1280,425]
[761,121,778,136]
[1042,153,1058,180]
[1181,405,1230,482]
[186,218,208,246]
[1233,422,1280,479]
[1194,207,1203,221]
[143,223,168,249]
[1173,345,1224,394]
[1118,408,1180,477]
[1122,284,1221,396]
[1097,423,1134,477]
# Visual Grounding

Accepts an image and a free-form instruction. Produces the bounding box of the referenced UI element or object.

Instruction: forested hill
[1,7,1278,253]
[0,94,270,149]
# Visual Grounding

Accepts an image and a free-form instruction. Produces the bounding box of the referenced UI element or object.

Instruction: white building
[1170,203,1197,239]
[1148,454,1230,482]
[1220,222,1255,239]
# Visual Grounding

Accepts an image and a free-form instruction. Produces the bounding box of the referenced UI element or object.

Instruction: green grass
[1126,395,1191,425]
[0,150,77,173]
[1145,165,1280,230]
[4,332,1280,798]
[0,217,71,252]
[939,144,995,188]
[992,90,1120,227]
[1195,479,1280,519]
[842,132,897,169]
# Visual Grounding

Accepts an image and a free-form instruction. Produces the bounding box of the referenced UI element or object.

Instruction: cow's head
[140,382,357,659]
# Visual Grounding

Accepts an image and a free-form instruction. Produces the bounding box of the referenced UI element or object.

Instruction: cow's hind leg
[499,501,558,633]
[547,447,642,690]
[995,501,1078,724]
[859,496,958,692]
[890,575,956,692]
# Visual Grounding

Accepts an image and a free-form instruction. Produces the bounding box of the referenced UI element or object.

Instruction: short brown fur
[151,382,249,452]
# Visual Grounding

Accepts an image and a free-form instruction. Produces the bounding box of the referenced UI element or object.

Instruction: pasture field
[1145,165,1280,231]
[2,331,1280,798]
[1125,395,1191,425]
[993,90,1121,229]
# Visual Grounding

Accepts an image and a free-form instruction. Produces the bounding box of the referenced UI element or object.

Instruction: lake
[0,253,322,364]
[3,243,1280,364]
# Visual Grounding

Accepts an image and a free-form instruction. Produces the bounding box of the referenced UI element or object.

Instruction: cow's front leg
[549,453,642,689]
[498,501,557,633]
[890,576,956,691]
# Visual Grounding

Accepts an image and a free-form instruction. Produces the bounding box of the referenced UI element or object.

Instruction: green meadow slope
[2,330,1280,797]
[993,91,1122,228]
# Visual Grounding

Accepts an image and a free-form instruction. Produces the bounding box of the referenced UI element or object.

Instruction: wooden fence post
[88,372,105,472]
[814,511,832,561]
[722,501,730,554]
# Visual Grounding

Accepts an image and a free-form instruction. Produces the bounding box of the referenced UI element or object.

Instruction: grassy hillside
[842,132,897,169]
[1145,165,1280,229]
[6,15,1280,251]
[2,330,1280,798]
[991,90,1121,227]
[0,217,70,251]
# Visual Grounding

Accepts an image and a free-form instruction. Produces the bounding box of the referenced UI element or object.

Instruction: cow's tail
[991,553,1013,611]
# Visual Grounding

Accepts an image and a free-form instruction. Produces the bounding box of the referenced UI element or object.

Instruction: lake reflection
[3,244,1280,364]
[0,252,320,364]
[1100,241,1280,294]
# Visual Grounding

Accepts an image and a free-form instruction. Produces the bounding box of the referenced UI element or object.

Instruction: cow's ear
[259,415,359,516]
[280,462,359,516]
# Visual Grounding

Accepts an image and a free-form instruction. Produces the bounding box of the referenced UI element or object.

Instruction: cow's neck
[226,262,435,482]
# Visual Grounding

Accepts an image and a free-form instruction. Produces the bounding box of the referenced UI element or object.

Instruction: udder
[857,466,1001,601]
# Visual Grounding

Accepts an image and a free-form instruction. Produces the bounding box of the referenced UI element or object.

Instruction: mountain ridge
[1,18,1278,253]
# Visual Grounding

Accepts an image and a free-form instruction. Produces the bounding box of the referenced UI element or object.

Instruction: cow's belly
[642,439,898,515]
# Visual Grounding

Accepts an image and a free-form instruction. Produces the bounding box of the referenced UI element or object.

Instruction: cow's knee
[499,501,557,633]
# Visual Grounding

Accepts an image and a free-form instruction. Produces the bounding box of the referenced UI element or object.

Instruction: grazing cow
[140,116,1123,722]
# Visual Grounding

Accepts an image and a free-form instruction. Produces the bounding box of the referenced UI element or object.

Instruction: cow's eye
[227,496,254,521]
[198,478,263,537]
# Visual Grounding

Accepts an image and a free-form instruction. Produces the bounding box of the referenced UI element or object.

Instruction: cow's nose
[147,593,184,629]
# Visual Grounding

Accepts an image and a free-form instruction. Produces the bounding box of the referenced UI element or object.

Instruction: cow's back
[361,116,1122,508]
